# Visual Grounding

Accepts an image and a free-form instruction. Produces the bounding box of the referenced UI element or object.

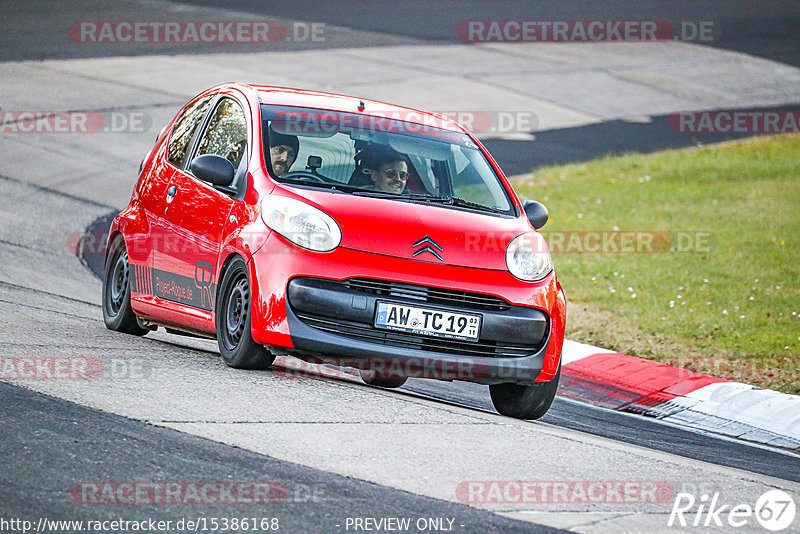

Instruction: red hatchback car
[103,84,566,419]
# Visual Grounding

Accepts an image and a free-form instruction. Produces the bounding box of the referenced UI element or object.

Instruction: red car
[102,83,566,419]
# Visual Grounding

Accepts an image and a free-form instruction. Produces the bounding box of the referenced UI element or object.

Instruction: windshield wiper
[352,190,419,199]
[278,177,361,192]
[352,191,454,203]
[445,196,504,213]
[352,191,503,213]
[409,194,504,213]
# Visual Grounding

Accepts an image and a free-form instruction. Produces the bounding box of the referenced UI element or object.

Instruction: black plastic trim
[282,277,551,384]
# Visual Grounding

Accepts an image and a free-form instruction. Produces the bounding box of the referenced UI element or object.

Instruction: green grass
[513,134,800,394]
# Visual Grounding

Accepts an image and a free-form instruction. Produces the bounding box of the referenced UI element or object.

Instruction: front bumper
[248,234,565,384]
[286,277,551,384]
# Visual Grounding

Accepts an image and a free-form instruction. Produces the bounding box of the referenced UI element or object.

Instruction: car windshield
[260,105,514,215]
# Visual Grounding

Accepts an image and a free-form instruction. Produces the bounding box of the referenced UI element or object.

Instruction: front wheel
[216,257,275,370]
[489,365,560,420]
[102,235,148,336]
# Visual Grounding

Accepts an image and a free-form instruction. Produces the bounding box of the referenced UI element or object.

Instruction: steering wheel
[279,170,328,183]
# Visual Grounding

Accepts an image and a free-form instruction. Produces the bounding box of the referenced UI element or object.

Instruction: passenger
[268,129,299,175]
[363,145,408,194]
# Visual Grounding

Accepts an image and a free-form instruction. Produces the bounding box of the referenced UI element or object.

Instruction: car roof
[248,84,467,134]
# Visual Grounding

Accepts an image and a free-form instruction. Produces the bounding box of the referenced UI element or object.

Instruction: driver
[268,129,299,175]
[363,145,408,194]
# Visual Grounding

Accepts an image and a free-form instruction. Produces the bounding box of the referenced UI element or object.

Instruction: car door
[129,94,214,306]
[151,96,249,332]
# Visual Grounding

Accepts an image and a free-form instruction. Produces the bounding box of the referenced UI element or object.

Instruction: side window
[167,96,213,168]
[196,99,248,168]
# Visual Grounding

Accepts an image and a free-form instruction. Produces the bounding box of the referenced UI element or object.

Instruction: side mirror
[523,200,549,229]
[190,154,235,186]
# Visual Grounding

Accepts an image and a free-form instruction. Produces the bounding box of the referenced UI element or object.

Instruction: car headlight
[506,232,553,281]
[261,195,341,252]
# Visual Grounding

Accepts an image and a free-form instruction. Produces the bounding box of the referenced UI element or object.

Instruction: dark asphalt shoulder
[0,381,561,533]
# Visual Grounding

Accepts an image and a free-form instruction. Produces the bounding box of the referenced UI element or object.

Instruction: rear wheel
[216,257,275,370]
[489,365,560,420]
[359,369,408,389]
[102,235,148,336]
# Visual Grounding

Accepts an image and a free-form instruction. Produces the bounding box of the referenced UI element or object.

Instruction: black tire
[216,257,275,370]
[359,368,408,389]
[489,365,560,420]
[102,235,148,336]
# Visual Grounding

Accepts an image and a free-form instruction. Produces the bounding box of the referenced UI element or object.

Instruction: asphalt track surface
[5,1,798,176]
[0,381,554,534]
[2,1,800,532]
[6,1,798,67]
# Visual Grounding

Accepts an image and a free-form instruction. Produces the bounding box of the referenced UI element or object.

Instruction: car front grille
[344,278,510,311]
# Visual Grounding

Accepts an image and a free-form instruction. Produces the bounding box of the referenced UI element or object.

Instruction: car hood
[290,188,531,270]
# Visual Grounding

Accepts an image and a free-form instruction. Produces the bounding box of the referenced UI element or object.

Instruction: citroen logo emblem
[412,236,443,261]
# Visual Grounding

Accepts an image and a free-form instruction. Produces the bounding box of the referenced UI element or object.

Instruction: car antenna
[358,100,365,111]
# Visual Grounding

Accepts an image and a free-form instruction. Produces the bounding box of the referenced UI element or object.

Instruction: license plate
[374,301,481,342]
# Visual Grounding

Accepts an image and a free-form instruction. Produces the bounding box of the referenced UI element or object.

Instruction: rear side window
[196,98,248,167]
[167,96,213,168]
